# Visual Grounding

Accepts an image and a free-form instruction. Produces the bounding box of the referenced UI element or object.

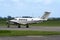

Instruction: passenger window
[19,19,20,20]
[26,19,27,21]
[32,19,33,21]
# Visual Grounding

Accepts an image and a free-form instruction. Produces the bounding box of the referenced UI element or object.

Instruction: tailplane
[41,12,50,20]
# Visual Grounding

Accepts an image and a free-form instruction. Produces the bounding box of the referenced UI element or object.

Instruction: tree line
[0,16,14,21]
[0,16,60,21]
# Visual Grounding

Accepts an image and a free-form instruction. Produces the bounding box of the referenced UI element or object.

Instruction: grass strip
[0,30,60,36]
[31,21,60,26]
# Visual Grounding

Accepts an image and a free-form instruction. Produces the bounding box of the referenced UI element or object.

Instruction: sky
[0,0,60,18]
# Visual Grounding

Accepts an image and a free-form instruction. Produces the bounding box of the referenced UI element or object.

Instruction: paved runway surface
[0,26,60,31]
[0,35,60,40]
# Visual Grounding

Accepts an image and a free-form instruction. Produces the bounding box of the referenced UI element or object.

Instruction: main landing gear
[18,24,21,28]
[26,24,29,28]
[7,22,29,28]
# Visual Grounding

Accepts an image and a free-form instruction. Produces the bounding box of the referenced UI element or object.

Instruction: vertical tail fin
[41,12,50,20]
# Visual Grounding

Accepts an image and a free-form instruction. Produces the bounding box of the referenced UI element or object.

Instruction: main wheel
[18,24,21,28]
[26,24,29,28]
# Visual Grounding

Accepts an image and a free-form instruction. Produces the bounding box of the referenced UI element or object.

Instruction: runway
[0,26,60,40]
[0,26,60,31]
[0,35,60,40]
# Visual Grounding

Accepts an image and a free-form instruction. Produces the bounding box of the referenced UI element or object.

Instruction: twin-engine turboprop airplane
[7,12,51,28]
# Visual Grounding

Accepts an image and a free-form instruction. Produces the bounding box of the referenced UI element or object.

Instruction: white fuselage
[10,18,45,24]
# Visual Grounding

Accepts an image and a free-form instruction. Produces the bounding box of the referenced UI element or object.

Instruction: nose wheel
[7,24,10,28]
[7,21,10,28]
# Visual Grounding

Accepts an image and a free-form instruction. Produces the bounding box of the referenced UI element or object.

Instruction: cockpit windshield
[14,19,17,20]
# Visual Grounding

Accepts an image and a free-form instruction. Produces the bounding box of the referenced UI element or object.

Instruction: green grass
[0,30,60,36]
[31,21,60,26]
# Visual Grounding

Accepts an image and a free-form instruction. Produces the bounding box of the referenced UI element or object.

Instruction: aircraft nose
[10,20,14,22]
[10,20,17,22]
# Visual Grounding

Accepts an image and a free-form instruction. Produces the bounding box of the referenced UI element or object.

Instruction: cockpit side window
[14,19,17,20]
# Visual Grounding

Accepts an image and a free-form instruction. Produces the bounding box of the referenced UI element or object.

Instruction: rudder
[41,12,50,20]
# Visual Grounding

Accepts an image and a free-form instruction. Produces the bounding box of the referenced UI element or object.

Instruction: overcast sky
[0,0,60,18]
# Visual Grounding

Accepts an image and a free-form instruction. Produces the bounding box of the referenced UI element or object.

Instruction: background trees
[0,16,60,21]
